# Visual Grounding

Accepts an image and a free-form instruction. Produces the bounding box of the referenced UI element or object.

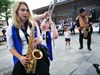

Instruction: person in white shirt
[40,15,58,61]
[64,26,71,48]
[6,1,50,75]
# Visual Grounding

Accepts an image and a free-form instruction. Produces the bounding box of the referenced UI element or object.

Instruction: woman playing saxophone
[6,1,50,75]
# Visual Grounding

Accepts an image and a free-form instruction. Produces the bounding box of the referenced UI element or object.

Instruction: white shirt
[6,22,42,55]
[64,31,71,38]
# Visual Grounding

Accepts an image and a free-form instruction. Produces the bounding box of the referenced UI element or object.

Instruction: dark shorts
[65,38,70,41]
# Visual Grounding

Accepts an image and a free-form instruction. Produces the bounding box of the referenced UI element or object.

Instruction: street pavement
[0,42,13,75]
[50,32,100,75]
[0,30,100,75]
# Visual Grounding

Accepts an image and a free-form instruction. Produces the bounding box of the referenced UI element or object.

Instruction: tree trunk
[6,20,9,26]
[6,15,9,26]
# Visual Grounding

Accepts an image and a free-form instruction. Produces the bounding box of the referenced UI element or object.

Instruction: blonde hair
[12,1,32,28]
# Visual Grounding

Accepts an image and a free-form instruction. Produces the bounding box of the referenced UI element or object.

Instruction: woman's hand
[43,11,50,19]
[89,22,92,25]
[19,55,29,67]
[78,27,81,31]
[32,38,41,47]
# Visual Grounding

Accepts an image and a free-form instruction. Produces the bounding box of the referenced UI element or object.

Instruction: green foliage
[0,0,14,25]
[0,0,4,14]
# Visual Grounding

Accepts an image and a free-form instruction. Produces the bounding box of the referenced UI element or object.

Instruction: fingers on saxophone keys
[22,58,30,67]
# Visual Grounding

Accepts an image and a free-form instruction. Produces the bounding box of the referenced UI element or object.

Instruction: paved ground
[0,42,13,75]
[0,29,100,75]
[50,32,100,75]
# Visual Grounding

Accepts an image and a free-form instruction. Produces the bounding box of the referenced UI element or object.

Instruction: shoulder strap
[27,20,37,38]
[21,28,29,44]
[16,28,22,43]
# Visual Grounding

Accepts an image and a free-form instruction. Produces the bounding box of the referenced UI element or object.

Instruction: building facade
[32,0,100,24]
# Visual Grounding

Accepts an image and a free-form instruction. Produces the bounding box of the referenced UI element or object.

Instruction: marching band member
[76,8,93,51]
[6,1,50,75]
[40,15,58,61]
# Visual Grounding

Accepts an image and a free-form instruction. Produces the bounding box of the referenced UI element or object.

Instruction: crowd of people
[5,1,100,75]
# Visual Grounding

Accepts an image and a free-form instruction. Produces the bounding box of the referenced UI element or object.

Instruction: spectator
[70,21,75,35]
[2,28,6,41]
[64,26,71,48]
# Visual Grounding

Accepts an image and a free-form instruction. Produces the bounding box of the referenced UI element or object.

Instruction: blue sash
[12,25,22,65]
[34,26,37,38]
[46,31,53,61]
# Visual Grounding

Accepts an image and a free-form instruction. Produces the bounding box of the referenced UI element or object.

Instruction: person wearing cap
[76,8,93,51]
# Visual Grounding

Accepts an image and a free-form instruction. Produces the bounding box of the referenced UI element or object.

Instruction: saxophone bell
[86,27,90,32]
[32,49,43,60]
[83,27,90,39]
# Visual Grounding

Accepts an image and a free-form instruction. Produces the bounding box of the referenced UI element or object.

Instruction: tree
[0,0,14,26]
[0,0,4,15]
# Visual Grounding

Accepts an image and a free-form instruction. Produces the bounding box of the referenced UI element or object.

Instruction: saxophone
[83,16,90,39]
[25,20,43,74]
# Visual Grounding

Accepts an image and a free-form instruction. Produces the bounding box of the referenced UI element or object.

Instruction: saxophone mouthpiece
[24,16,28,20]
